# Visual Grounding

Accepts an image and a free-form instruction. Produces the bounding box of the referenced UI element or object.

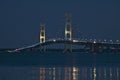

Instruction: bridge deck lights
[53,39,56,42]
[104,39,107,42]
[73,40,79,42]
[110,40,113,43]
[94,41,96,44]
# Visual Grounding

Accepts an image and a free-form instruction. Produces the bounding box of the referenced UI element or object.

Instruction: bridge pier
[90,43,104,53]
[63,42,72,53]
[40,46,46,52]
[63,13,72,53]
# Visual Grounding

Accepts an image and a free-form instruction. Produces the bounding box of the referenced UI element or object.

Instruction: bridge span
[13,39,120,53]
[10,14,120,53]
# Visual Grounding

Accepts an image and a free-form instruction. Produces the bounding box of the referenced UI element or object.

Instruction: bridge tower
[63,13,72,53]
[40,23,46,51]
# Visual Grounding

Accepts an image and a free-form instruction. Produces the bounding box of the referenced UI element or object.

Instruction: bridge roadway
[13,39,120,52]
[41,39,120,46]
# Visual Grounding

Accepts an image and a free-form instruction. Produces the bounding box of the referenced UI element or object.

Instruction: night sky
[0,0,120,48]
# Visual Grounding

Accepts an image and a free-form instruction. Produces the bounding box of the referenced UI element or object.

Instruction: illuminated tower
[65,13,72,40]
[40,23,46,51]
[64,13,72,53]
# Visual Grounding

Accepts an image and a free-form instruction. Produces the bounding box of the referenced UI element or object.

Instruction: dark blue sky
[0,0,120,48]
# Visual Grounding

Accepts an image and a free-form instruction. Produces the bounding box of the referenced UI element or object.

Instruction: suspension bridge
[12,14,120,53]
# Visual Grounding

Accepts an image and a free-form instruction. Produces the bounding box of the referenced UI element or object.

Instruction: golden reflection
[39,66,119,80]
[93,67,96,80]
[72,67,78,80]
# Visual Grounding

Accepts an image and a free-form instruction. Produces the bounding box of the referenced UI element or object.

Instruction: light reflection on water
[39,66,120,80]
[0,66,120,80]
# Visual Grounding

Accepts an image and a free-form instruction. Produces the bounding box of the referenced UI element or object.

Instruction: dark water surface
[0,52,120,80]
[0,66,120,80]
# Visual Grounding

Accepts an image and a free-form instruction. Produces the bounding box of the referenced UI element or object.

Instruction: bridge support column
[40,23,46,52]
[91,43,103,53]
[92,43,96,53]
[63,13,72,53]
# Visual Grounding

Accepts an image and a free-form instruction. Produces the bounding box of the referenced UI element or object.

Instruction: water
[0,66,120,80]
[39,66,120,80]
[0,52,120,80]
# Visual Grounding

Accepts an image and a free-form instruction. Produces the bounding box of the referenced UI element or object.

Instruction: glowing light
[73,40,79,42]
[73,67,77,72]
[73,67,78,80]
[93,67,96,80]
[94,41,96,43]
[7,50,12,53]
[110,40,113,42]
[104,39,107,42]
[53,39,56,42]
